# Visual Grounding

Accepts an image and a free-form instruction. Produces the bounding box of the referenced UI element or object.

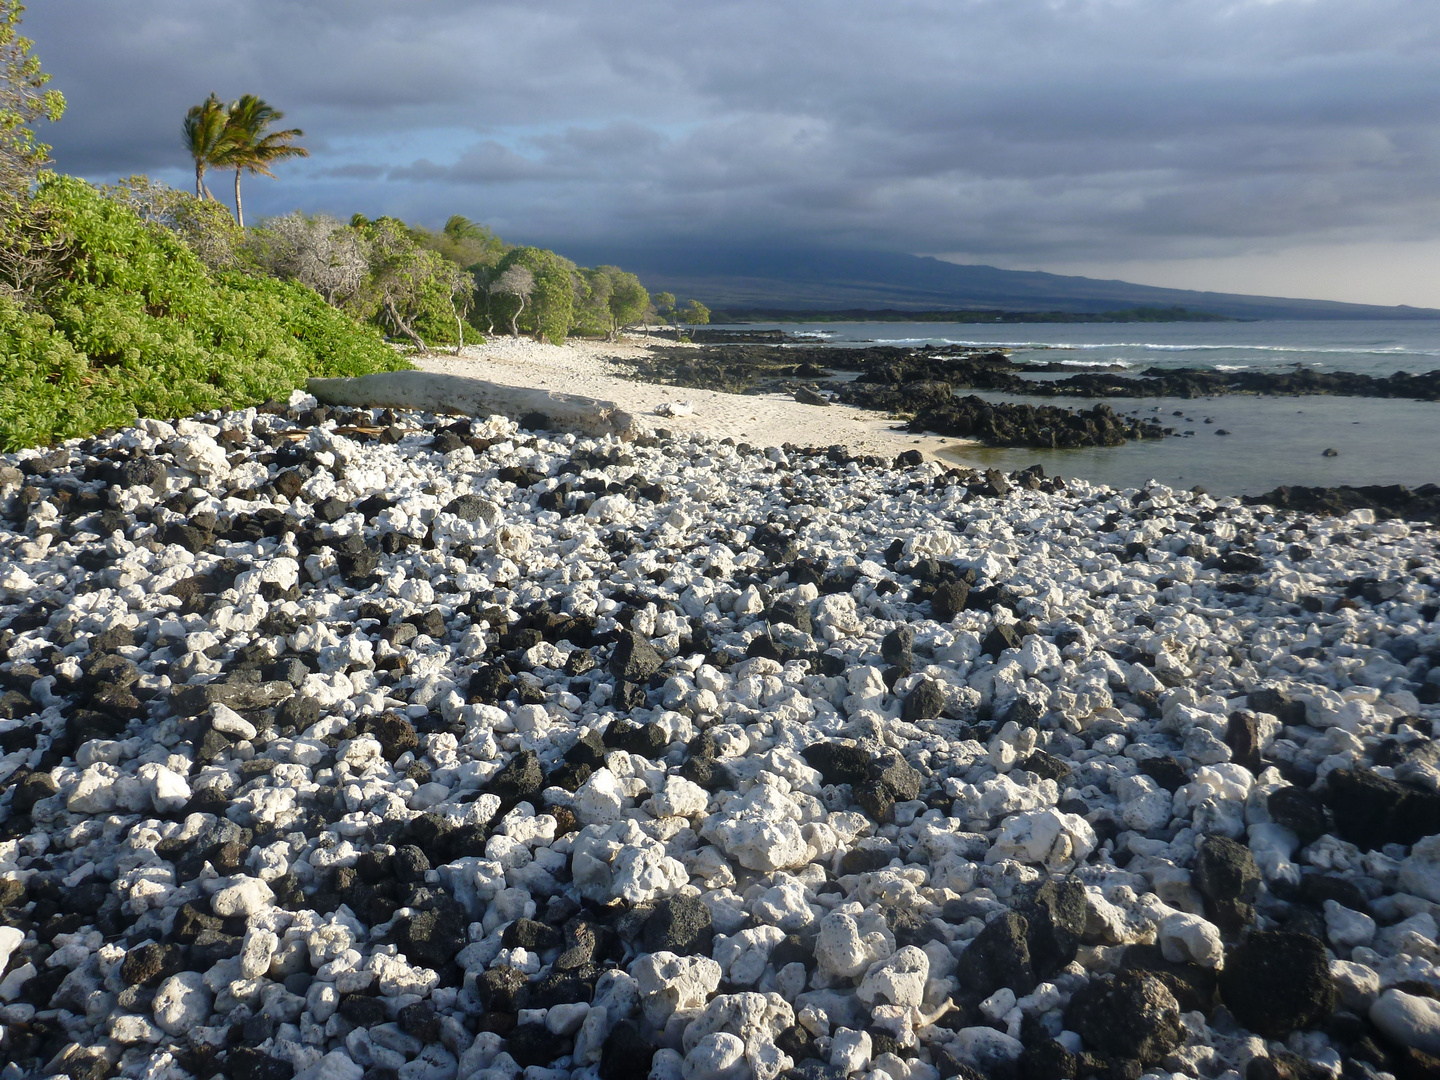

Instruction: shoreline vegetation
[0,11,705,450]
[708,304,1238,324]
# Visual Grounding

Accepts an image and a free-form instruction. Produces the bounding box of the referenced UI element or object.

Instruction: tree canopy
[0,0,62,221]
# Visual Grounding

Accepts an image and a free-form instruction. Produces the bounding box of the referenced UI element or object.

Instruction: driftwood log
[306,371,637,438]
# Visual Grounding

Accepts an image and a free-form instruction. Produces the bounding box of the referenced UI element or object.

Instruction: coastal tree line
[0,2,707,448]
[178,92,709,351]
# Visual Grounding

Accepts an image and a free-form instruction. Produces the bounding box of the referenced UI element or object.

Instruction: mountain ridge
[543,244,1440,320]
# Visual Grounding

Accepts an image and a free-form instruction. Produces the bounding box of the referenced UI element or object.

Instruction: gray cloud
[26,0,1440,271]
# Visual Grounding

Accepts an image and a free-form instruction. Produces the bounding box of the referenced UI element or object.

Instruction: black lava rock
[489,750,544,805]
[444,495,490,522]
[392,845,431,884]
[1219,932,1336,1037]
[396,903,467,970]
[371,713,418,761]
[981,623,1023,658]
[1065,971,1183,1065]
[1268,785,1328,848]
[769,598,813,634]
[642,895,714,956]
[931,581,970,622]
[1326,769,1440,851]
[11,770,57,813]
[506,1022,559,1068]
[1016,878,1087,980]
[503,918,564,952]
[476,965,530,1012]
[610,630,663,684]
[1138,755,1189,792]
[881,627,915,665]
[854,750,923,822]
[120,943,185,986]
[1020,750,1072,783]
[901,678,945,722]
[599,1019,655,1080]
[605,719,669,757]
[1119,944,1218,1013]
[1248,687,1307,726]
[956,911,1035,998]
[803,741,871,786]
[1194,836,1261,904]
[224,1048,295,1080]
[1018,1040,1080,1080]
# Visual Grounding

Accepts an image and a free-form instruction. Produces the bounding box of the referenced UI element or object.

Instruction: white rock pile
[0,396,1439,1080]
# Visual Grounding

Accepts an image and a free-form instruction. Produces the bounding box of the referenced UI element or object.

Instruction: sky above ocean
[28,0,1440,307]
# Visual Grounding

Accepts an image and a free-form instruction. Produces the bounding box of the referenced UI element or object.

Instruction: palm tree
[213,95,309,227]
[181,93,231,200]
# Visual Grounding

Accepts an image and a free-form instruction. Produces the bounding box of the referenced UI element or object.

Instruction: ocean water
[751,319,1440,378]
[714,319,1440,494]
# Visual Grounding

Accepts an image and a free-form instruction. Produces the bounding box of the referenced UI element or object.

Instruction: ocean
[716,319,1440,495]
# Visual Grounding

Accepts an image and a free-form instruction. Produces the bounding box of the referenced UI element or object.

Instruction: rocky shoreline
[1,400,1439,1080]
[616,343,1440,454]
[620,348,1166,451]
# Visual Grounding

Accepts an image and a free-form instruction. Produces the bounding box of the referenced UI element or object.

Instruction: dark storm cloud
[25,0,1440,260]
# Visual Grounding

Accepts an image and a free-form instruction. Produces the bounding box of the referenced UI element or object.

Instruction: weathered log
[306,371,637,438]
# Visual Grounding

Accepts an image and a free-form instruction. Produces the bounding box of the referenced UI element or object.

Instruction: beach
[416,337,961,462]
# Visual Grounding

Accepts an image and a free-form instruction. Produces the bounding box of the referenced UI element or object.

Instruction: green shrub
[0,174,408,450]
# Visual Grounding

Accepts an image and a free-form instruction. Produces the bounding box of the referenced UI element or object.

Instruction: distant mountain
[546,243,1440,321]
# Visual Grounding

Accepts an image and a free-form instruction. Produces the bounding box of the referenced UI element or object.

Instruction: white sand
[415,335,968,460]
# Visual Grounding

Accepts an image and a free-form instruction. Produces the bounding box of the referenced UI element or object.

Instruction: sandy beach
[416,335,963,461]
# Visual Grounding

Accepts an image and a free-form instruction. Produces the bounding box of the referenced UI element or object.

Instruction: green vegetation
[0,5,402,450]
[650,291,713,339]
[0,4,655,449]
[708,305,1236,324]
[0,175,406,450]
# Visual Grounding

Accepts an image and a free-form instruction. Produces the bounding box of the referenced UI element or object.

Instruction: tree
[604,267,648,340]
[353,217,473,353]
[181,93,231,201]
[245,211,369,306]
[414,214,504,270]
[679,299,710,331]
[0,0,65,300]
[571,265,613,338]
[653,291,676,326]
[494,246,574,343]
[0,0,63,220]
[211,95,309,227]
[490,264,534,336]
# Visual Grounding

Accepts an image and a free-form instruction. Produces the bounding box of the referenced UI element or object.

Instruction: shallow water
[711,319,1440,493]
[937,390,1440,495]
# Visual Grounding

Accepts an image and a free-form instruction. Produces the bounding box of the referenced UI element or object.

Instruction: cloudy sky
[28,0,1440,306]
